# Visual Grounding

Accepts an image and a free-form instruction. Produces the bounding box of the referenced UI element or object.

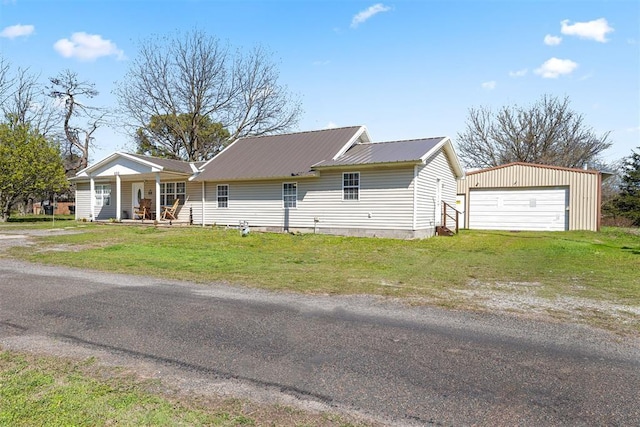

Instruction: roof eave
[313,160,422,170]
[193,172,320,183]
[420,137,465,178]
[465,161,603,176]
[75,151,167,178]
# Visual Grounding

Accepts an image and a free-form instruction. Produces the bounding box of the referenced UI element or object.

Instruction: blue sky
[1,0,638,164]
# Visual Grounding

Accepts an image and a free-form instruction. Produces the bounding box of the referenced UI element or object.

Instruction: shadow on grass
[621,246,640,255]
[7,215,75,223]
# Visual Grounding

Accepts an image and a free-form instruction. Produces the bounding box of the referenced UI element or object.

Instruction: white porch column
[155,173,161,220]
[89,176,95,221]
[115,172,121,221]
[201,181,205,227]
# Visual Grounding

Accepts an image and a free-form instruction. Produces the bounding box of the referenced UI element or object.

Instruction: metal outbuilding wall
[457,163,603,231]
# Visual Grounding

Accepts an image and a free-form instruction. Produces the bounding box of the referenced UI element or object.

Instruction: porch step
[436,226,455,236]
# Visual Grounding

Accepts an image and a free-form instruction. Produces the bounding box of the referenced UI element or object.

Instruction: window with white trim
[94,184,111,207]
[283,182,297,208]
[160,182,186,206]
[217,184,229,208]
[342,172,359,200]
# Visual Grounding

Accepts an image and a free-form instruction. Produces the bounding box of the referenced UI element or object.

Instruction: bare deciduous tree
[456,95,612,168]
[0,58,59,137]
[114,30,302,161]
[48,70,107,174]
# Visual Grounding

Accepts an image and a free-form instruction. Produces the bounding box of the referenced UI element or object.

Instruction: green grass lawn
[0,350,367,426]
[1,222,638,424]
[5,223,639,305]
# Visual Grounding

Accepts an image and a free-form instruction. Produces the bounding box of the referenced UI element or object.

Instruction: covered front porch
[72,152,199,223]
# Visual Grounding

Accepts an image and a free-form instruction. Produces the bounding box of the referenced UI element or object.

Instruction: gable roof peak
[236,125,366,142]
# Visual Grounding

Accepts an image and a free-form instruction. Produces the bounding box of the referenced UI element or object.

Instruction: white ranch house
[73,126,464,238]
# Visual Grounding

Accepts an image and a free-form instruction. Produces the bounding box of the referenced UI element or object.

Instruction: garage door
[469,187,568,231]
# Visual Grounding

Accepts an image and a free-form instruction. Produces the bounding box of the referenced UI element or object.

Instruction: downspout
[90,176,95,221]
[201,181,206,227]
[413,165,418,231]
[115,172,121,221]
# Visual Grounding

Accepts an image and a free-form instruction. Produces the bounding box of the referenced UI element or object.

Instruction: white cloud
[312,60,331,66]
[351,3,391,28]
[481,81,496,90]
[560,18,613,43]
[534,57,578,78]
[54,32,125,61]
[326,122,338,129]
[509,69,528,78]
[544,34,562,46]
[0,24,34,39]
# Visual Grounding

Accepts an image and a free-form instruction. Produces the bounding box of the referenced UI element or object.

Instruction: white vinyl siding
[415,150,458,231]
[75,182,92,220]
[202,168,416,231]
[469,187,569,231]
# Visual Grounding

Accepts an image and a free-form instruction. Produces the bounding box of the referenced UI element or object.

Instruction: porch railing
[441,201,460,235]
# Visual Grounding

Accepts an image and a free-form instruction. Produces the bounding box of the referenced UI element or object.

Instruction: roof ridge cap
[368,136,447,144]
[238,126,363,140]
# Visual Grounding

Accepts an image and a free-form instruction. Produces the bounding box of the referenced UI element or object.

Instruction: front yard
[2,221,639,334]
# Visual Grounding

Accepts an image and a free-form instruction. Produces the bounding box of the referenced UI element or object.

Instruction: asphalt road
[0,258,639,426]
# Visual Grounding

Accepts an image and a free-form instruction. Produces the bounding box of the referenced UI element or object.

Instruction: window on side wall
[94,184,111,207]
[160,182,186,205]
[217,184,229,208]
[342,172,359,201]
[283,182,297,208]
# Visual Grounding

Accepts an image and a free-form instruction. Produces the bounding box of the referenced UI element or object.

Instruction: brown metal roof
[313,137,446,168]
[194,126,366,181]
[125,153,196,175]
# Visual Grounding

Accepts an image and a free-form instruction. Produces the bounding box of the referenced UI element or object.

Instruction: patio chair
[134,198,152,220]
[161,198,180,220]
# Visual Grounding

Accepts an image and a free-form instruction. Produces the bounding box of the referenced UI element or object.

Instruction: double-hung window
[283,182,297,208]
[217,184,229,208]
[160,182,186,206]
[342,172,359,201]
[94,184,111,207]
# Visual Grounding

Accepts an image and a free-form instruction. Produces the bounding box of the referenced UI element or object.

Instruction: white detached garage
[457,163,607,232]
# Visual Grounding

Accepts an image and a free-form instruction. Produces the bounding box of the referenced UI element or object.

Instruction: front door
[132,182,144,217]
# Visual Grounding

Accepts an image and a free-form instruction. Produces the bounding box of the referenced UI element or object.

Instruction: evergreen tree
[614,147,640,226]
